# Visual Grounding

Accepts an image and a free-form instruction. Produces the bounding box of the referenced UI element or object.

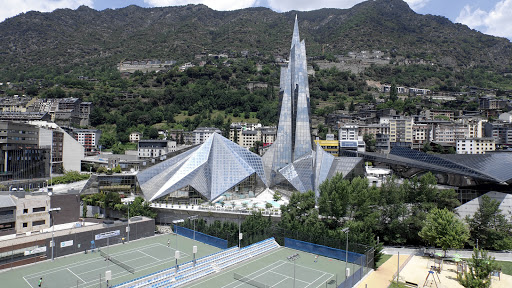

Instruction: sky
[0,0,511,40]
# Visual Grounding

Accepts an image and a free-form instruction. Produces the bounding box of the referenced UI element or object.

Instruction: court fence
[174,225,228,249]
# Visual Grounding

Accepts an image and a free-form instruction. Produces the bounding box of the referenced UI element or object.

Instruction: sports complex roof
[343,147,512,186]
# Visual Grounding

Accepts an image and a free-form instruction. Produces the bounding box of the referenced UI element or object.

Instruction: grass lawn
[376,254,393,268]
[496,260,512,275]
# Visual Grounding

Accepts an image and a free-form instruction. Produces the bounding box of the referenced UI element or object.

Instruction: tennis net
[233,273,270,288]
[99,249,135,274]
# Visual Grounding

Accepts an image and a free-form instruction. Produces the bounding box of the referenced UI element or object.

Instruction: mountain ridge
[1,0,511,80]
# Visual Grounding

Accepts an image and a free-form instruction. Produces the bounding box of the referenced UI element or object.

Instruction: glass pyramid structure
[263,17,363,195]
[137,133,267,201]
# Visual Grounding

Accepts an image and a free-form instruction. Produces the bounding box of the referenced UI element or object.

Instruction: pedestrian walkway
[356,254,409,288]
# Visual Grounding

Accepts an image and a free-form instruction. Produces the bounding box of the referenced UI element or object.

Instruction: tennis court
[186,247,360,288]
[0,233,221,288]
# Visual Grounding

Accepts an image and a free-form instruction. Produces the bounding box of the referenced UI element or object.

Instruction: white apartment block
[129,132,141,143]
[138,140,176,159]
[338,124,359,140]
[412,124,429,149]
[229,124,277,149]
[192,127,222,145]
[456,138,495,154]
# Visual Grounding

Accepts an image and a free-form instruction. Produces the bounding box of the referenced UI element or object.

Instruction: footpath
[356,254,409,288]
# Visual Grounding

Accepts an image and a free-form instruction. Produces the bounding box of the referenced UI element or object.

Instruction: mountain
[1,0,511,80]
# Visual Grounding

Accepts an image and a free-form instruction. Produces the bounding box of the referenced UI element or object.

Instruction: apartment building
[73,129,101,154]
[456,138,496,154]
[191,127,222,145]
[338,124,359,140]
[389,117,413,147]
[412,124,430,150]
[138,140,176,159]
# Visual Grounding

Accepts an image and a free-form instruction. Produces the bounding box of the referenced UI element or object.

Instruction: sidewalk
[383,247,512,261]
[356,254,410,288]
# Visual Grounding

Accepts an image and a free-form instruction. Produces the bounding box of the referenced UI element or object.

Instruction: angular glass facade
[263,17,363,194]
[137,133,267,201]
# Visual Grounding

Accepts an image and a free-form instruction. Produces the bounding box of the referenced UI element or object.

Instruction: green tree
[419,208,469,255]
[128,196,157,218]
[389,83,398,102]
[363,134,376,152]
[318,173,350,226]
[466,195,512,250]
[458,248,499,288]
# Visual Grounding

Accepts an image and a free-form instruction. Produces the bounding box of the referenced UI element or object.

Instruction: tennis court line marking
[191,247,284,288]
[79,251,192,288]
[228,261,288,288]
[138,250,161,261]
[67,268,86,284]
[305,272,328,288]
[22,276,34,288]
[268,269,311,284]
[23,242,162,278]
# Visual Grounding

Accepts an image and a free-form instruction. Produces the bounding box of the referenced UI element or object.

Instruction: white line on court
[138,250,161,261]
[220,259,288,288]
[24,243,162,278]
[67,268,86,284]
[79,253,192,288]
[304,272,328,288]
[23,276,34,288]
[268,270,310,284]
[191,248,284,288]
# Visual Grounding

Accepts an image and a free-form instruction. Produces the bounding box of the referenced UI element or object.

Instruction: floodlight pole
[49,207,61,261]
[188,215,198,241]
[127,201,131,243]
[287,253,300,288]
[342,227,350,281]
[238,209,241,249]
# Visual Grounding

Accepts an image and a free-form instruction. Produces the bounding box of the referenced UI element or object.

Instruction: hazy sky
[1,0,511,40]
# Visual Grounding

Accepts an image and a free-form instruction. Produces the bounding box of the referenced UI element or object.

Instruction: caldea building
[137,17,363,203]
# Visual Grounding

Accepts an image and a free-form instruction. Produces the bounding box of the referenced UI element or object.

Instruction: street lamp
[341,227,350,281]
[238,209,242,249]
[188,215,198,241]
[126,201,132,243]
[287,253,300,288]
[49,206,61,261]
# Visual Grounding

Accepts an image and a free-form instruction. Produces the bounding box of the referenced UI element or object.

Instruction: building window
[23,222,28,228]
[23,209,28,214]
[33,207,46,213]
[33,220,45,226]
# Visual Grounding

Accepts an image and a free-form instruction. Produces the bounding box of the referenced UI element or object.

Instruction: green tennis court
[185,247,359,288]
[0,233,221,288]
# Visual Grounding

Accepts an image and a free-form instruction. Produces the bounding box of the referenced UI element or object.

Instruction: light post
[341,227,350,281]
[287,253,300,288]
[188,215,198,241]
[238,209,242,249]
[126,201,132,243]
[49,206,61,261]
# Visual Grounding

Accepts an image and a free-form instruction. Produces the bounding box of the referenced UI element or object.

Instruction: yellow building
[314,140,339,157]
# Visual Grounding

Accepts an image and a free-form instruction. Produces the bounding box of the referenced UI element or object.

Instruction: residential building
[389,117,413,147]
[191,127,222,145]
[412,123,430,150]
[73,129,101,155]
[338,124,359,140]
[479,96,507,110]
[129,132,141,143]
[138,140,176,159]
[456,138,496,154]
